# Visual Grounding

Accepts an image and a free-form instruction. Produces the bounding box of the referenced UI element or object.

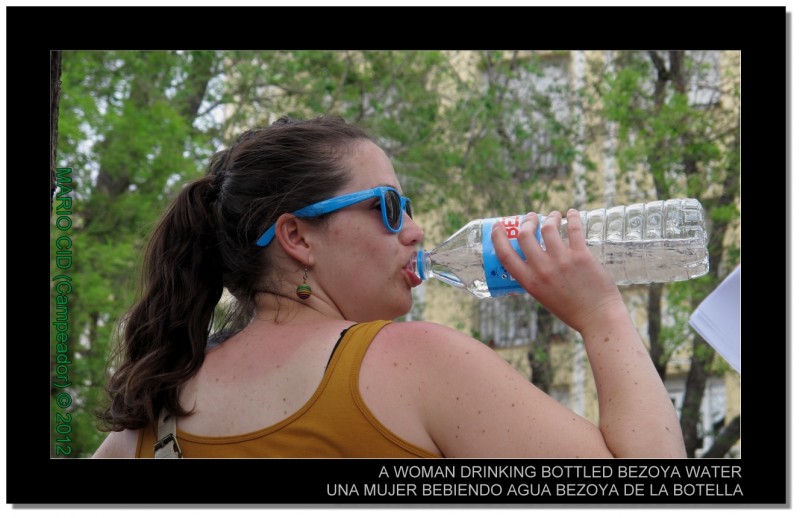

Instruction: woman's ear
[272,213,314,266]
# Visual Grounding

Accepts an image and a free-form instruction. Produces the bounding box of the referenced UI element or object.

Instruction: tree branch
[701,415,740,458]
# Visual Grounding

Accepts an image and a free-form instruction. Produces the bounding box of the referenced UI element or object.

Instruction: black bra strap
[325,324,358,372]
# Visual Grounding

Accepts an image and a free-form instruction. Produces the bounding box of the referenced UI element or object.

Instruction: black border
[24,5,781,507]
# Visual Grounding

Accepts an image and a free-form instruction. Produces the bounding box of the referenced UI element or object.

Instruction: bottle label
[481,216,532,296]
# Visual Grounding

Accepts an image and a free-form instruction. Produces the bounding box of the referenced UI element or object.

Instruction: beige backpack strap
[153,407,183,458]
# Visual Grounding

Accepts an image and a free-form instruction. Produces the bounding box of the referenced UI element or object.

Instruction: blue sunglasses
[256,186,413,247]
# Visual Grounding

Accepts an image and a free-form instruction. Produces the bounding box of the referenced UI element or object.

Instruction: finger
[517,212,545,267]
[539,211,564,252]
[490,219,529,276]
[515,212,545,259]
[565,208,587,250]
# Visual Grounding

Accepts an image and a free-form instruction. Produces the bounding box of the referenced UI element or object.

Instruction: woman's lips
[404,262,422,287]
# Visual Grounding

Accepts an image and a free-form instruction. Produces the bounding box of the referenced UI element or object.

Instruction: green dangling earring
[296,267,312,300]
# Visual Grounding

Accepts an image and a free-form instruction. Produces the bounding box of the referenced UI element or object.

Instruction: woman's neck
[253,291,347,325]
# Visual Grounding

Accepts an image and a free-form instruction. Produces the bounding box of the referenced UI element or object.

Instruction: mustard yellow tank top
[135,320,440,458]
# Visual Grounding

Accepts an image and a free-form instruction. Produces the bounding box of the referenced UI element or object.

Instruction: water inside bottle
[416,222,492,296]
[592,240,709,284]
[584,199,709,284]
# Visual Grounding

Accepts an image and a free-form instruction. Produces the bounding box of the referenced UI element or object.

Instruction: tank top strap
[326,320,392,390]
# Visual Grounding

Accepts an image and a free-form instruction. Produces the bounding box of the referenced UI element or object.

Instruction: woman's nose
[401,213,424,245]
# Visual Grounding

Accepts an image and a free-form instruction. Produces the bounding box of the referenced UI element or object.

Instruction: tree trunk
[701,414,740,459]
[680,176,737,457]
[176,51,218,121]
[50,51,62,216]
[680,335,715,456]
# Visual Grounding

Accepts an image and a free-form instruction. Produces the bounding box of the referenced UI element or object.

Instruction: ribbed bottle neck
[414,250,430,280]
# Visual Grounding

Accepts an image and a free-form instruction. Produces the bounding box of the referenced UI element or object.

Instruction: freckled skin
[356,211,686,458]
[95,144,686,460]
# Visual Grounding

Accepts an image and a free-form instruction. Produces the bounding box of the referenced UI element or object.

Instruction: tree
[592,50,740,457]
[52,50,224,456]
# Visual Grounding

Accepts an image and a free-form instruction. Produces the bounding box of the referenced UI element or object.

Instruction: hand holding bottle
[491,209,687,457]
[491,209,624,334]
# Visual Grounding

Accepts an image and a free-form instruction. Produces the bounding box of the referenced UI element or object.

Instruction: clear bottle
[411,198,710,298]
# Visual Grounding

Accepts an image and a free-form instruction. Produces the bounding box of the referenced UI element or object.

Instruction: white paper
[689,265,741,373]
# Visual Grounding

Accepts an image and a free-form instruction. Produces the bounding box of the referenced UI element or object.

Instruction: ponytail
[98,115,376,432]
[99,176,223,431]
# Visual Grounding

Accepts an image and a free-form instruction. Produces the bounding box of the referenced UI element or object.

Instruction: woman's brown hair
[98,115,374,431]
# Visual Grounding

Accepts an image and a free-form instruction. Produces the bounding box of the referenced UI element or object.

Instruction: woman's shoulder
[372,320,498,364]
[92,428,140,458]
[377,320,469,344]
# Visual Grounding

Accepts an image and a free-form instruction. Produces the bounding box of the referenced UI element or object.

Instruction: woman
[93,115,686,458]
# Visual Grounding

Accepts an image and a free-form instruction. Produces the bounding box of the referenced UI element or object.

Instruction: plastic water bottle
[411,198,710,298]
